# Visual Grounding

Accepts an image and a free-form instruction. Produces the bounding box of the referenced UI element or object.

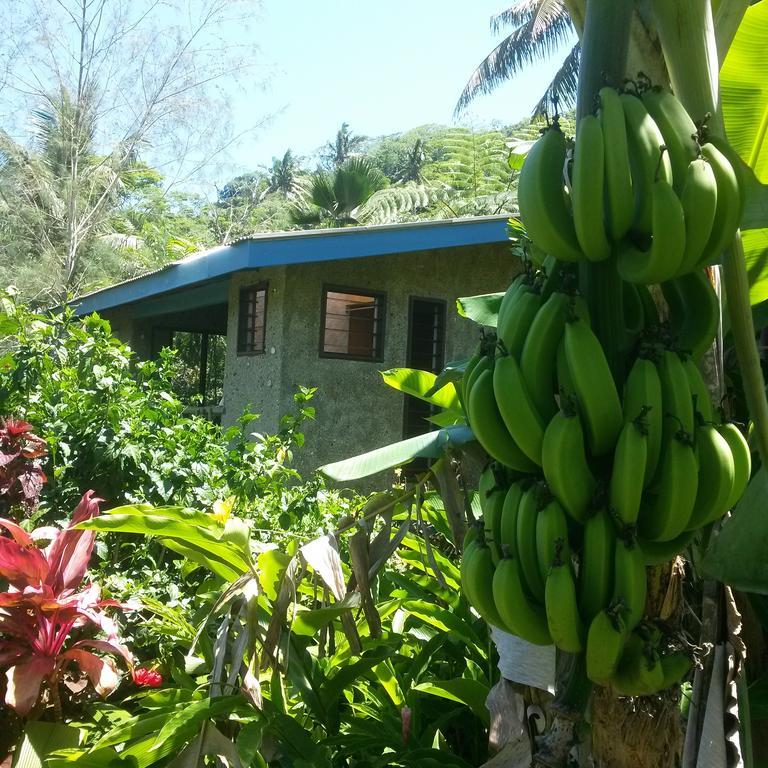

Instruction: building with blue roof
[73,215,519,474]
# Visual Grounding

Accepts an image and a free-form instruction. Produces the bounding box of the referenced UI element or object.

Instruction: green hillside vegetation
[0,108,575,302]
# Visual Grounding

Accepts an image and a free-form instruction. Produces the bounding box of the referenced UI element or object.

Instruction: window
[237,283,268,355]
[320,287,385,361]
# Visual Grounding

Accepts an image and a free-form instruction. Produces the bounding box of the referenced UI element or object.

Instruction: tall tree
[455,1,580,118]
[322,122,367,169]
[0,0,266,300]
[0,86,137,299]
[263,150,301,197]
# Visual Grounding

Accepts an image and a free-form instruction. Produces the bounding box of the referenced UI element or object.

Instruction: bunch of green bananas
[459,268,751,696]
[518,86,743,285]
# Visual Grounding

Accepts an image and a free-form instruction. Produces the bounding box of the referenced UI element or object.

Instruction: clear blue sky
[233,0,575,171]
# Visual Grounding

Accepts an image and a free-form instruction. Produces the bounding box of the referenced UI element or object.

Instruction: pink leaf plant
[0,491,135,717]
[0,418,47,517]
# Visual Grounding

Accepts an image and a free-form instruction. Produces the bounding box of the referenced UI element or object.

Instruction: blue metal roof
[73,215,511,315]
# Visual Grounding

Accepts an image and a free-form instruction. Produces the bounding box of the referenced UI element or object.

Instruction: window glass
[321,289,384,360]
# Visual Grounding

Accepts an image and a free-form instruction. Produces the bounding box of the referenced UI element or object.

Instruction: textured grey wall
[222,243,520,478]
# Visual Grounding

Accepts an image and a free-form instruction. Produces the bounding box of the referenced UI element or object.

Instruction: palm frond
[456,1,574,115]
[532,42,580,118]
[491,0,565,36]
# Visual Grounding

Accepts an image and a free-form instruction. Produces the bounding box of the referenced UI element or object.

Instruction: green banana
[621,92,673,234]
[516,483,546,602]
[497,287,542,358]
[462,520,483,552]
[659,652,693,689]
[492,556,553,645]
[517,124,584,262]
[520,291,569,422]
[499,481,525,558]
[616,179,686,285]
[464,354,493,414]
[545,545,585,653]
[683,355,714,422]
[686,424,735,530]
[599,86,634,241]
[462,542,510,631]
[578,509,616,622]
[641,87,699,195]
[572,114,611,262]
[496,273,529,331]
[612,631,666,696]
[638,529,696,566]
[563,317,623,456]
[676,158,719,275]
[536,498,570,584]
[479,464,507,561]
[662,270,719,362]
[586,607,627,685]
[639,430,698,542]
[467,368,538,472]
[556,338,576,402]
[493,354,545,466]
[610,415,649,526]
[613,537,647,631]
[696,141,743,269]
[657,349,695,443]
[541,407,596,523]
[717,422,751,510]
[623,356,663,486]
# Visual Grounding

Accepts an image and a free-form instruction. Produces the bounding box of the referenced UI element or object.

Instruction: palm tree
[290,157,431,228]
[0,86,135,300]
[393,139,428,184]
[323,123,367,169]
[264,149,300,197]
[455,1,580,118]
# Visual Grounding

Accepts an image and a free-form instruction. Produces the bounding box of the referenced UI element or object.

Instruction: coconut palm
[393,138,428,184]
[455,1,580,118]
[323,123,367,169]
[290,157,431,228]
[264,149,300,197]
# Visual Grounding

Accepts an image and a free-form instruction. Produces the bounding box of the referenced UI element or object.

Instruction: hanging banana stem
[651,0,768,467]
[576,0,633,385]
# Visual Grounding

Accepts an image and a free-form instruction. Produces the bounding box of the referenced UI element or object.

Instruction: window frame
[318,284,387,362]
[236,281,269,356]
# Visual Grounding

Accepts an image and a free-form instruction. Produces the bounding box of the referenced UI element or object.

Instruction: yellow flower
[211,496,235,523]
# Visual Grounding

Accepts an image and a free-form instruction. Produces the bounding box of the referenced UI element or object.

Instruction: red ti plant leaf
[0,491,135,717]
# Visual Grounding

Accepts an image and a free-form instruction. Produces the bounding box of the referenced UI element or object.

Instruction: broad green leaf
[80,513,251,573]
[749,672,768,720]
[150,696,249,752]
[413,679,490,725]
[159,539,246,581]
[456,292,504,327]
[257,549,293,600]
[401,599,480,646]
[290,593,361,636]
[702,465,768,591]
[100,504,221,530]
[319,646,394,712]
[720,0,768,302]
[372,660,404,707]
[47,747,127,768]
[318,425,474,481]
[381,368,460,411]
[427,410,466,427]
[13,722,82,768]
[425,359,469,397]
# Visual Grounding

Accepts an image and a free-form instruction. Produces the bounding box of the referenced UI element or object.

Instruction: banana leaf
[720,0,768,303]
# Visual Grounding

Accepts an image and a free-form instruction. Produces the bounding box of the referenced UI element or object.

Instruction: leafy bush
[0,293,329,532]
